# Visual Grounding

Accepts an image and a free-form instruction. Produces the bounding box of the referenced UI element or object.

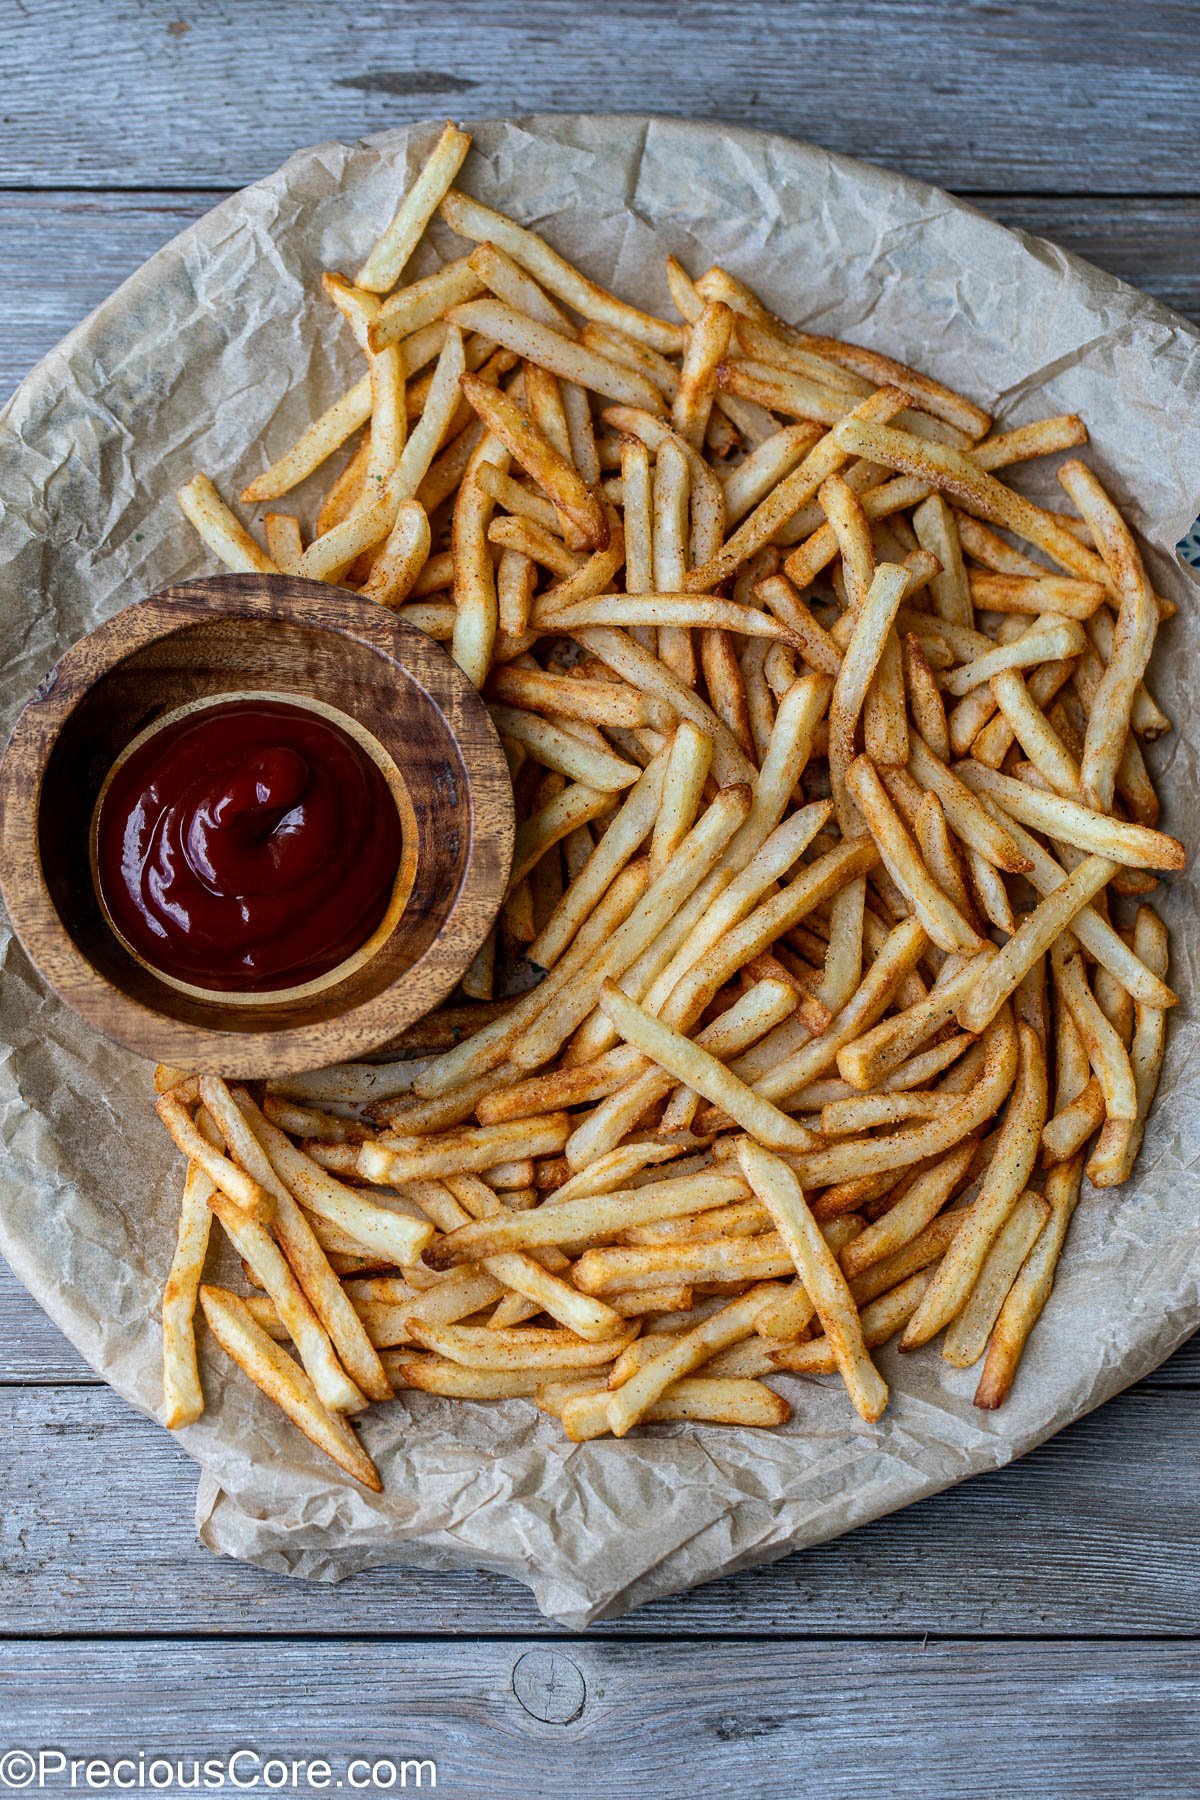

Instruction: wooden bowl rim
[0,574,514,1076]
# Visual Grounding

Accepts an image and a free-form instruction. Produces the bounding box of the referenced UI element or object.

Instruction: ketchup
[94,698,403,993]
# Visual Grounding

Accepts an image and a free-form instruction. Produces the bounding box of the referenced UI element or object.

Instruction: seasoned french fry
[900,1020,1046,1348]
[199,1287,381,1491]
[162,1155,216,1430]
[441,188,683,354]
[357,121,472,293]
[736,1140,888,1421]
[177,474,279,575]
[1058,459,1159,811]
[974,1158,1084,1408]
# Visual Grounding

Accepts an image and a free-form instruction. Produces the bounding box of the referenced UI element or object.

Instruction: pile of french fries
[161,122,1182,1489]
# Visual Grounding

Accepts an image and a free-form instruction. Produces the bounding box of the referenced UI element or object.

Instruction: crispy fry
[1058,459,1159,811]
[177,474,279,575]
[357,121,472,293]
[199,1287,380,1490]
[442,189,683,354]
[736,1140,888,1421]
[974,1158,1083,1407]
[900,1021,1046,1348]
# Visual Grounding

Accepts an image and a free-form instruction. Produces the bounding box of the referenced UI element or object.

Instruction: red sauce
[94,698,402,993]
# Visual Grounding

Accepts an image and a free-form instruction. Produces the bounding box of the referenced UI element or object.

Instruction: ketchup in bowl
[94,696,403,994]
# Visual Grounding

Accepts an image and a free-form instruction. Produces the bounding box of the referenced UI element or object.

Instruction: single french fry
[388,1357,550,1398]
[409,1320,635,1370]
[539,592,802,644]
[262,512,303,575]
[598,980,819,1153]
[237,1096,433,1265]
[199,1287,381,1490]
[161,1157,216,1429]
[736,1139,888,1421]
[828,563,911,832]
[1058,459,1159,811]
[442,188,683,354]
[912,494,971,627]
[178,474,279,575]
[601,1282,784,1437]
[830,420,1109,587]
[955,855,1117,1034]
[673,301,734,446]
[941,1187,1052,1368]
[795,1005,1019,1187]
[359,1114,570,1187]
[508,782,613,892]
[1051,936,1138,1123]
[956,759,1184,872]
[839,1140,978,1279]
[460,371,608,549]
[357,120,472,292]
[561,1375,789,1438]
[448,297,665,410]
[846,756,984,954]
[900,1021,1046,1347]
[974,1157,1084,1407]
[1086,907,1170,1186]
[488,702,640,791]
[240,378,373,503]
[424,1171,750,1269]
[754,915,929,1104]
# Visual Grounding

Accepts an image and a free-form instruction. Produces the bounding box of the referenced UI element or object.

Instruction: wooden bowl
[0,573,514,1077]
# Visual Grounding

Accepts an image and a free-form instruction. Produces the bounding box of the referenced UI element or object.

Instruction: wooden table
[3,6,1198,1792]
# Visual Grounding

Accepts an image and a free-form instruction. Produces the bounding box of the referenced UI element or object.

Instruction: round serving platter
[0,114,1197,1628]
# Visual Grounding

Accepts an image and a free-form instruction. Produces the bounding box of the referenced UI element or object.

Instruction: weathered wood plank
[2,190,1197,416]
[3,1373,1198,1636]
[2,3,1198,193]
[1,1638,1196,1798]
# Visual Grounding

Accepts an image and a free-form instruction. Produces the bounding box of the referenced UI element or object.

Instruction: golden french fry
[828,563,910,832]
[178,474,279,575]
[974,1158,1084,1408]
[900,1020,1046,1348]
[957,759,1184,872]
[161,1157,216,1429]
[424,1171,750,1269]
[357,121,472,293]
[955,855,1117,1033]
[736,1139,888,1421]
[941,1188,1051,1368]
[199,1287,381,1490]
[369,259,484,352]
[1058,459,1159,811]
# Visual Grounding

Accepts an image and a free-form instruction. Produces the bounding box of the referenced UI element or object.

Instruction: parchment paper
[1,115,1198,1629]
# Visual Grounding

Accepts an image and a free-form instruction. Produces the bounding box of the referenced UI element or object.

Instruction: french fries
[161,120,1179,1483]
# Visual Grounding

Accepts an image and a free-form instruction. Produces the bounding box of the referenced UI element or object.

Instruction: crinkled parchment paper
[2,116,1198,1629]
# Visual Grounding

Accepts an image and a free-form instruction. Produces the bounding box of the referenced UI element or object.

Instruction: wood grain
[3,193,1196,415]
[1,1638,1196,1798]
[0,576,513,1076]
[3,2,1198,193]
[2,1330,1198,1637]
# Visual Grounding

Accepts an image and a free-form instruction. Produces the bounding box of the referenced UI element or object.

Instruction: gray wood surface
[3,1,1199,193]
[3,4,1199,1791]
[3,1369,1199,1639]
[2,1640,1197,1800]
